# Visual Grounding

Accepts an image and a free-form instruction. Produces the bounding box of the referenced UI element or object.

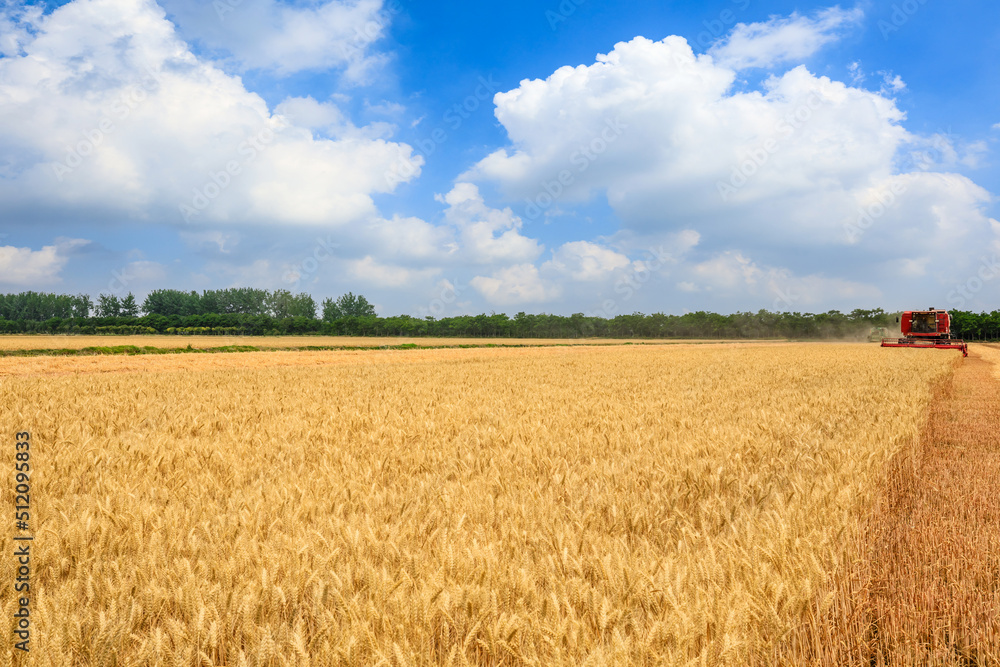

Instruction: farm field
[0,343,979,665]
[854,343,1000,665]
[0,335,754,352]
[0,343,782,379]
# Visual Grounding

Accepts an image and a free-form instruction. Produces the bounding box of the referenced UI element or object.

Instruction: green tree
[290,293,317,319]
[268,289,296,319]
[96,293,121,317]
[321,298,342,322]
[71,294,93,318]
[120,293,139,317]
[323,292,375,320]
[143,289,201,316]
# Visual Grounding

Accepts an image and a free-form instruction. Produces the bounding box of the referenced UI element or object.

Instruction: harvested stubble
[867,347,1000,665]
[0,344,953,665]
[778,345,1000,666]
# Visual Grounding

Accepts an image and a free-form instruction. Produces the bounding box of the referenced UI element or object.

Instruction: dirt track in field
[788,346,1000,665]
[778,345,1000,665]
[863,347,1000,664]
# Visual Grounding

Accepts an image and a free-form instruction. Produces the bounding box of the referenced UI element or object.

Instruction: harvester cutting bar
[881,337,968,357]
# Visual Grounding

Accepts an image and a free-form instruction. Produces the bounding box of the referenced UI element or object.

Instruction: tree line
[1,290,998,340]
[0,289,377,320]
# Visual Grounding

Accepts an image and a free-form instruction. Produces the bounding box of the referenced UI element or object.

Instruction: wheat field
[0,335,748,352]
[0,343,959,665]
[831,344,1000,665]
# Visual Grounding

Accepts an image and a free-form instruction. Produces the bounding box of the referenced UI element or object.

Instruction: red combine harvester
[881,308,968,357]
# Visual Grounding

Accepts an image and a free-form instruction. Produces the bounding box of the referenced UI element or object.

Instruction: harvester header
[881,308,968,356]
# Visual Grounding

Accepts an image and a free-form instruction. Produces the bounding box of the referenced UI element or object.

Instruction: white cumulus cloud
[686,249,880,308]
[0,1,40,57]
[470,264,561,306]
[708,6,864,70]
[437,183,543,265]
[466,30,998,305]
[348,256,441,288]
[158,0,390,79]
[0,0,419,228]
[545,241,630,281]
[0,239,89,287]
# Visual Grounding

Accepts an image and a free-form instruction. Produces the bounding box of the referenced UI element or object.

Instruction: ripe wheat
[781,344,1000,665]
[0,343,954,665]
[0,335,733,352]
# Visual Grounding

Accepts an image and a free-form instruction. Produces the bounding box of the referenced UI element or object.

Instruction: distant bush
[95,326,157,335]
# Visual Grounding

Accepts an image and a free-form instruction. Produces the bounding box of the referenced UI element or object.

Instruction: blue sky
[1,0,998,316]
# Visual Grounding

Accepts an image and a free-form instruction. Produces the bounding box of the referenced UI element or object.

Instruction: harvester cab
[880,307,968,356]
